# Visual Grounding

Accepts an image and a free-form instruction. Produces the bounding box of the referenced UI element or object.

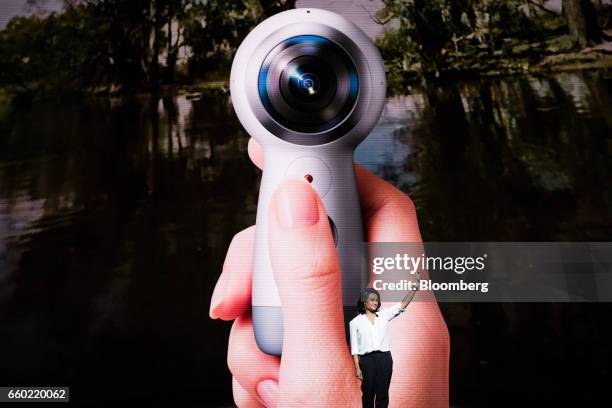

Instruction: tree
[2,0,292,96]
[375,0,455,77]
[259,0,295,17]
[0,5,109,96]
[562,0,602,47]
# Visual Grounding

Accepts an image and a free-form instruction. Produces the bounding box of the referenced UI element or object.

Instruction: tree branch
[360,4,392,25]
[527,0,561,16]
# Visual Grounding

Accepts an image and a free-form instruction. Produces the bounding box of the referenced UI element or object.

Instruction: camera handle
[252,144,366,356]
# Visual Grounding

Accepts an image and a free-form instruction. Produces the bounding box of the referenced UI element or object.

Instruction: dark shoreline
[1,52,610,104]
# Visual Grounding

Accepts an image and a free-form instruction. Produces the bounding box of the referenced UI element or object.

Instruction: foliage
[1,0,609,98]
[0,0,268,98]
[182,1,258,80]
[375,0,575,81]
[0,5,108,98]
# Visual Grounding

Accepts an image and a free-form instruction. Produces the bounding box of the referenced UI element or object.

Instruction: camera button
[286,156,332,198]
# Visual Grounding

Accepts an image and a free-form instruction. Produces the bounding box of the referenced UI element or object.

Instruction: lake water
[1,71,611,405]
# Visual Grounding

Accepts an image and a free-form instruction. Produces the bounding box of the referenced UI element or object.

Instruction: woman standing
[349,280,419,408]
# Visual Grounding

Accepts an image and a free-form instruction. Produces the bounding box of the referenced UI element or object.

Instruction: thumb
[268,179,354,367]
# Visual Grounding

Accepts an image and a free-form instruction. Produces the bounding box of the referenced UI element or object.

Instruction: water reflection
[0,92,259,405]
[356,71,612,241]
[0,71,611,405]
[355,93,427,189]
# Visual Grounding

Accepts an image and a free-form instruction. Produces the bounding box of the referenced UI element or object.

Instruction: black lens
[259,35,359,133]
[298,74,318,95]
[282,58,337,112]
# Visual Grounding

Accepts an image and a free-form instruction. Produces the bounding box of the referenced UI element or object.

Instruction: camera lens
[282,57,336,111]
[298,74,318,95]
[258,35,359,133]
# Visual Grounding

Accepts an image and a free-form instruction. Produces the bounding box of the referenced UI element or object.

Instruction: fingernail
[276,181,319,228]
[257,379,279,408]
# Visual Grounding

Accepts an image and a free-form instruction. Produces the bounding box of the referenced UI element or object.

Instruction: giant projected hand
[209,139,449,407]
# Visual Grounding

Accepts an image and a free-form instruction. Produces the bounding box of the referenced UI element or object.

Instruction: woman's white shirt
[349,304,405,356]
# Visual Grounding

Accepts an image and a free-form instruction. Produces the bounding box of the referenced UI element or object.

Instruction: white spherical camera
[230,8,386,356]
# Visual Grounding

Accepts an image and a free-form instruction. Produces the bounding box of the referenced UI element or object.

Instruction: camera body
[230,8,386,356]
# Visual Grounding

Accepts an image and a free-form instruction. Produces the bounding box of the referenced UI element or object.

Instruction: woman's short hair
[357,288,381,314]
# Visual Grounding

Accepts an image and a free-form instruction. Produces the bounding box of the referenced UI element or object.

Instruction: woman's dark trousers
[360,351,393,408]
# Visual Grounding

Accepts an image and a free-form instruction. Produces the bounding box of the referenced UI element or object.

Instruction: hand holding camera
[211,8,449,406]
